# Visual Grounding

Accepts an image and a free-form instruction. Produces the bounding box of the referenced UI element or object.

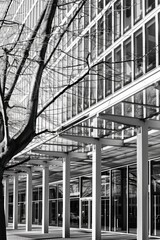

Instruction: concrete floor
[6,224,160,240]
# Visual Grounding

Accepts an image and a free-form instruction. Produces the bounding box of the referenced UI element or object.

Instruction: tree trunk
[0,171,6,240]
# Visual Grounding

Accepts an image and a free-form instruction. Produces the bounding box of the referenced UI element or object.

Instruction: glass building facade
[6,160,160,237]
[3,0,160,239]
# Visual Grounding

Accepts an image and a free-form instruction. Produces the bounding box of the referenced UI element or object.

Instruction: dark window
[145,0,155,14]
[105,8,112,48]
[123,0,131,33]
[145,19,156,72]
[134,29,143,79]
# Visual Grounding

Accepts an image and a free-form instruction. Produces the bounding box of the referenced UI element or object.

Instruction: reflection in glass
[134,91,143,118]
[114,0,121,40]
[145,0,155,14]
[145,20,156,72]
[128,165,137,233]
[98,17,104,55]
[101,172,110,230]
[151,161,160,236]
[111,168,127,232]
[105,8,112,48]
[105,54,112,96]
[90,66,97,106]
[146,86,156,118]
[124,38,132,85]
[134,29,143,78]
[97,62,104,101]
[49,200,57,226]
[82,177,92,197]
[134,0,142,23]
[123,0,131,32]
[70,199,79,227]
[114,46,122,91]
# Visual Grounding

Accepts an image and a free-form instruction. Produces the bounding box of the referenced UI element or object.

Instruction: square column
[63,155,70,238]
[26,168,32,231]
[137,124,148,240]
[42,164,49,233]
[92,140,101,240]
[4,178,9,227]
[13,174,18,229]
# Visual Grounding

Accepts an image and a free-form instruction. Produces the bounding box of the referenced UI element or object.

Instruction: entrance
[101,199,109,230]
[81,199,92,228]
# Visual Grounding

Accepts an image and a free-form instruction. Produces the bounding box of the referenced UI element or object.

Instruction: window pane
[134,91,143,118]
[145,19,156,72]
[134,29,143,79]
[98,17,104,55]
[124,38,132,85]
[134,0,142,24]
[105,8,112,48]
[123,0,131,32]
[111,168,127,232]
[98,0,104,13]
[91,0,96,20]
[82,177,92,197]
[114,46,122,91]
[97,62,104,101]
[151,161,160,236]
[84,0,89,28]
[84,76,89,109]
[145,0,155,14]
[90,66,97,106]
[128,165,137,234]
[114,0,121,40]
[105,54,112,96]
[91,25,96,61]
[146,86,156,118]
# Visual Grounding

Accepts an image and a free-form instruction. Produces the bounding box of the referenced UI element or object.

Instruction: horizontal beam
[98,113,144,126]
[31,149,67,158]
[69,152,88,159]
[101,138,124,146]
[147,119,160,130]
[60,134,98,144]
[60,134,124,147]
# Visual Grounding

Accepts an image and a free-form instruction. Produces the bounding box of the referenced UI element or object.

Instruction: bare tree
[0,0,138,238]
[0,0,91,238]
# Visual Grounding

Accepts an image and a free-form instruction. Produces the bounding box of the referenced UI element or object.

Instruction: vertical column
[4,177,9,227]
[42,164,49,234]
[63,155,70,238]
[137,124,148,240]
[13,174,18,229]
[26,168,32,231]
[92,140,101,240]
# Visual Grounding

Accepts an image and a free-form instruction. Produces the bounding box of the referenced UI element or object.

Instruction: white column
[42,164,49,233]
[63,155,70,238]
[26,168,32,231]
[92,140,101,240]
[4,177,9,227]
[13,174,18,229]
[137,124,148,240]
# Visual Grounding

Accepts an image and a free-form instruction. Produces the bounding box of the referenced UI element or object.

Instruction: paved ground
[6,224,160,240]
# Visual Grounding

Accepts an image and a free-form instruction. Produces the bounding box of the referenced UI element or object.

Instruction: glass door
[151,160,160,237]
[101,199,109,230]
[81,199,92,229]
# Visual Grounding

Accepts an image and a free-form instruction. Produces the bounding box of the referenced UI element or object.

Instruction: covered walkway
[6,224,159,240]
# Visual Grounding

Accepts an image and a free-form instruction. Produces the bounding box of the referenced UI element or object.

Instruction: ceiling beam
[148,119,160,130]
[98,113,144,126]
[32,149,67,158]
[60,134,124,146]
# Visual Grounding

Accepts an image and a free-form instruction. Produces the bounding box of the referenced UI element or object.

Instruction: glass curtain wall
[151,161,160,237]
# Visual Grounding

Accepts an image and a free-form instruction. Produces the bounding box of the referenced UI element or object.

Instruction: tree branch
[44,0,87,68]
[4,5,47,105]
